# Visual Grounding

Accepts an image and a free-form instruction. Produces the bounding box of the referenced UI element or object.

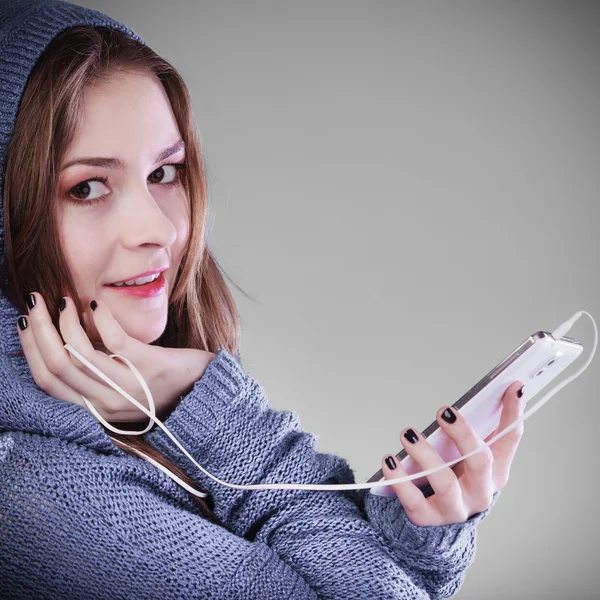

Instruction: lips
[105,271,167,298]
[107,267,169,286]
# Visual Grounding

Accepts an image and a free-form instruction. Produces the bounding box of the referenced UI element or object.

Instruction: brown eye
[73,182,91,197]
[149,165,177,184]
[67,177,109,203]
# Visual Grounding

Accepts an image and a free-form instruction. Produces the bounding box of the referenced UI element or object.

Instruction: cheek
[174,214,190,262]
[58,211,110,290]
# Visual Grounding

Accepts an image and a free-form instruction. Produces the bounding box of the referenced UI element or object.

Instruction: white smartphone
[367,330,584,497]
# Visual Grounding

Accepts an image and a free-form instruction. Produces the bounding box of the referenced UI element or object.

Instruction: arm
[145,348,499,599]
[0,432,429,600]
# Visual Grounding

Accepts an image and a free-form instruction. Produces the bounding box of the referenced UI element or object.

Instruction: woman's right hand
[17,292,217,425]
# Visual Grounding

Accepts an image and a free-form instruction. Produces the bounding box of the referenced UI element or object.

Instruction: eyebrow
[61,140,185,171]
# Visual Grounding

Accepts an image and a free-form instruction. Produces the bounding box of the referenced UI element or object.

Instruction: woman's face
[57,71,189,345]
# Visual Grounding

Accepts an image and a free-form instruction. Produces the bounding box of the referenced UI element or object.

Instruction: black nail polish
[26,293,36,310]
[385,456,397,470]
[59,298,66,312]
[442,407,457,424]
[17,316,27,331]
[90,300,97,311]
[404,428,418,444]
[517,385,525,398]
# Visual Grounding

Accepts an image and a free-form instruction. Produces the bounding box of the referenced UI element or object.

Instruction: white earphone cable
[63,310,596,497]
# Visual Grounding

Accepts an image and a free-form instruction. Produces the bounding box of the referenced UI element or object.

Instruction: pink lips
[105,271,167,298]
[109,267,168,285]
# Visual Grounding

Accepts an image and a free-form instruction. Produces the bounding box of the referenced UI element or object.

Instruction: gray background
[76,1,600,597]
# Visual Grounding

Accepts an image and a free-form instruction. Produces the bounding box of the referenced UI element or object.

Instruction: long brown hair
[0,25,248,528]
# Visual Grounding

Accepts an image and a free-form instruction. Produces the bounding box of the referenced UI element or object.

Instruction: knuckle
[33,371,52,393]
[469,447,494,475]
[103,394,126,415]
[106,331,127,354]
[46,356,70,378]
[482,446,495,466]
[400,497,422,515]
[457,506,470,523]
[98,401,116,416]
[510,424,524,442]
[436,480,461,502]
[479,446,495,467]
[496,472,510,490]
[74,359,88,372]
[405,509,431,527]
[474,490,494,513]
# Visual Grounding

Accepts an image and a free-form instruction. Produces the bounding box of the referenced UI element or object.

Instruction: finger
[451,456,466,480]
[26,292,138,415]
[87,298,147,363]
[436,405,495,514]
[483,381,526,489]
[401,427,467,520]
[16,314,87,408]
[58,296,130,388]
[380,454,437,526]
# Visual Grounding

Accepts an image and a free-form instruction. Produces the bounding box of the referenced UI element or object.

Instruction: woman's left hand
[380,381,526,526]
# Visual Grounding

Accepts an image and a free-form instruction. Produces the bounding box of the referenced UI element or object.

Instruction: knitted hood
[0,0,146,453]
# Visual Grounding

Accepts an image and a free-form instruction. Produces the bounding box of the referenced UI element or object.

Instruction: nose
[117,186,178,250]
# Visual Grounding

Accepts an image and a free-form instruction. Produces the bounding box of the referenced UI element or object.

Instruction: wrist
[180,349,216,396]
[154,350,216,423]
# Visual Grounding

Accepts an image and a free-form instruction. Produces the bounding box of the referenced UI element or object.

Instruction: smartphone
[366,330,584,497]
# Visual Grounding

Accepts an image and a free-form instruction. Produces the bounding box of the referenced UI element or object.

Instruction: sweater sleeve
[357,487,501,597]
[0,432,432,600]
[145,348,500,599]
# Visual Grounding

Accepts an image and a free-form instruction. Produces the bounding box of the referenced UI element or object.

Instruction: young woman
[0,1,526,598]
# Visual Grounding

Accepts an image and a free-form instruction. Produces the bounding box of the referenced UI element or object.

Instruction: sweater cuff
[363,488,501,558]
[145,348,247,455]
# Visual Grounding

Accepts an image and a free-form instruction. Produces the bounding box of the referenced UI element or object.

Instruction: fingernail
[385,456,397,470]
[90,300,97,311]
[517,385,525,398]
[59,298,66,312]
[441,407,457,424]
[26,293,36,310]
[404,428,418,444]
[17,316,27,331]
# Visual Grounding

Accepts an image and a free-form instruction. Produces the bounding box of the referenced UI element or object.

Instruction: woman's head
[58,68,189,345]
[1,25,241,355]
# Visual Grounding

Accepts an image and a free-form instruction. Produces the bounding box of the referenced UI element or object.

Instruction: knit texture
[0,1,500,598]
